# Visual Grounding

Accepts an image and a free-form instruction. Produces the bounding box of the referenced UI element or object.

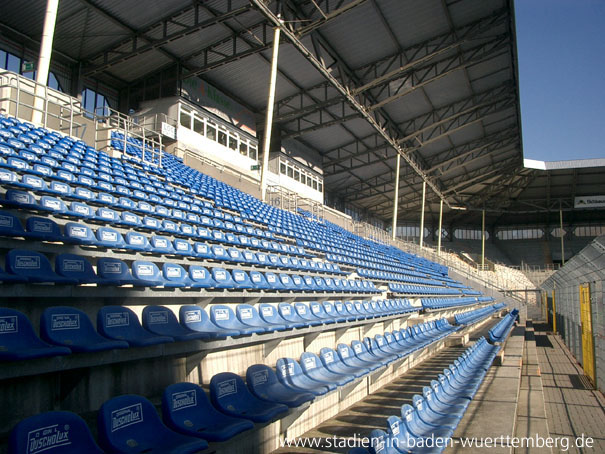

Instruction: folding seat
[142,216,161,231]
[275,358,333,395]
[350,339,390,367]
[123,231,150,252]
[178,223,195,237]
[55,253,105,284]
[210,244,229,261]
[302,275,319,291]
[263,271,284,291]
[226,247,245,263]
[300,351,355,387]
[309,301,336,324]
[40,306,128,352]
[162,382,253,443]
[236,304,278,333]
[5,249,77,284]
[8,411,104,454]
[246,364,314,408]
[333,301,357,322]
[162,263,192,288]
[178,305,238,339]
[210,305,263,335]
[131,261,166,287]
[210,372,289,423]
[0,307,71,360]
[0,210,26,238]
[278,273,297,291]
[96,191,117,206]
[170,238,192,257]
[365,336,402,361]
[149,235,176,255]
[256,252,269,266]
[191,241,212,259]
[95,258,139,286]
[97,306,173,347]
[140,306,208,342]
[39,195,68,215]
[231,269,254,289]
[65,200,94,219]
[313,276,328,292]
[97,394,208,454]
[400,403,454,442]
[211,267,235,289]
[94,226,125,249]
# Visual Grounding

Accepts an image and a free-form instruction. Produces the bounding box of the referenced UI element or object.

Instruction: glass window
[249,146,257,161]
[179,108,191,128]
[287,165,294,178]
[312,179,317,190]
[206,122,216,141]
[228,134,238,150]
[193,117,203,134]
[218,130,227,146]
[318,182,323,192]
[239,141,248,156]
[307,176,313,187]
[294,169,300,182]
[6,53,20,73]
[280,162,286,175]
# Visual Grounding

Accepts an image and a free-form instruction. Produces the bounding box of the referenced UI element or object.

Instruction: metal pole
[32,0,59,125]
[559,201,565,265]
[437,198,443,255]
[481,209,486,270]
[419,180,426,248]
[260,17,281,202]
[391,153,401,240]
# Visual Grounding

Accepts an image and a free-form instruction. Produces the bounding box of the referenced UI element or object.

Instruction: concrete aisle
[533,322,605,454]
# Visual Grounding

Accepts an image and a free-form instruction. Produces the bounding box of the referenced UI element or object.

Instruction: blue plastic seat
[40,306,128,352]
[293,302,323,326]
[246,364,314,408]
[97,306,174,347]
[300,351,355,387]
[124,231,151,252]
[0,210,26,238]
[150,235,176,255]
[5,249,77,284]
[275,357,333,395]
[210,305,263,335]
[309,301,336,324]
[162,382,253,442]
[351,339,391,367]
[210,372,289,423]
[412,394,461,431]
[162,263,192,288]
[235,304,275,332]
[3,189,38,209]
[39,195,68,215]
[231,269,254,289]
[9,411,104,454]
[66,201,94,219]
[142,306,207,341]
[179,305,239,339]
[96,227,126,248]
[319,347,369,378]
[211,268,235,289]
[277,303,307,328]
[25,216,66,242]
[131,261,166,287]
[173,238,194,256]
[188,266,216,288]
[192,242,213,259]
[96,258,139,286]
[336,343,382,372]
[98,394,208,454]
[400,403,454,442]
[0,308,72,360]
[55,253,103,284]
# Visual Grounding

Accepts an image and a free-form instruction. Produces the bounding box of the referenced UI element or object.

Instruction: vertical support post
[559,201,565,265]
[32,0,60,125]
[437,198,443,255]
[481,208,486,270]
[391,153,401,240]
[260,18,282,202]
[419,180,426,248]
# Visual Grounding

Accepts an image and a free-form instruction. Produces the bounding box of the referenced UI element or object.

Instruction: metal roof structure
[1,0,603,228]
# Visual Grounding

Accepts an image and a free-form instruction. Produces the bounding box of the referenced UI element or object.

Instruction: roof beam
[249,0,448,205]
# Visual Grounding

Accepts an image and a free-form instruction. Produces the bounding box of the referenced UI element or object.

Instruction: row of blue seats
[0,212,347,275]
[8,363,317,454]
[358,337,501,454]
[488,309,519,343]
[0,249,376,292]
[421,296,492,310]
[358,267,446,285]
[275,320,459,397]
[454,304,501,325]
[388,283,462,296]
[0,299,415,360]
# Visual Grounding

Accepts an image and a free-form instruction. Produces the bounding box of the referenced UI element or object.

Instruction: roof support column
[481,208,486,270]
[391,153,401,240]
[437,198,443,255]
[559,201,565,265]
[260,17,281,202]
[32,0,59,126]
[419,180,426,248]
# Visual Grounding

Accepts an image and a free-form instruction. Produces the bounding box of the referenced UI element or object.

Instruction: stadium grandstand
[0,0,604,453]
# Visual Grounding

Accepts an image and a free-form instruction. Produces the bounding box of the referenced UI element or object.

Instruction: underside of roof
[1,0,602,228]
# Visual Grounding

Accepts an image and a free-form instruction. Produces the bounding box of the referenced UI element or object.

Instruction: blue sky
[515,0,605,161]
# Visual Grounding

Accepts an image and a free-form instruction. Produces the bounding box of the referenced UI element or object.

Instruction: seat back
[188,265,215,288]
[64,222,96,244]
[25,216,62,239]
[179,305,212,332]
[131,261,164,285]
[209,372,252,412]
[236,304,265,327]
[210,305,239,330]
[97,306,151,342]
[162,263,190,286]
[0,307,45,350]
[9,411,103,454]
[40,306,100,347]
[0,210,25,237]
[249,270,270,289]
[96,258,133,284]
[161,382,215,432]
[55,254,98,283]
[211,268,234,288]
[6,249,58,281]
[231,269,253,288]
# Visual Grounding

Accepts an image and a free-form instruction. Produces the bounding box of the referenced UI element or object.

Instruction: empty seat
[162,263,192,288]
[0,210,26,237]
[179,305,239,338]
[142,306,206,342]
[188,266,216,288]
[40,306,129,352]
[209,372,289,423]
[246,364,314,408]
[319,347,369,378]
[131,261,166,287]
[277,303,307,328]
[25,216,65,241]
[0,308,71,360]
[55,253,103,284]
[98,394,208,454]
[96,227,126,248]
[124,231,151,252]
[211,268,234,289]
[209,305,264,335]
[64,222,96,245]
[96,258,138,286]
[162,382,253,442]
[275,357,333,395]
[300,351,355,387]
[97,306,174,347]
[5,249,77,284]
[293,302,323,326]
[9,411,104,454]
